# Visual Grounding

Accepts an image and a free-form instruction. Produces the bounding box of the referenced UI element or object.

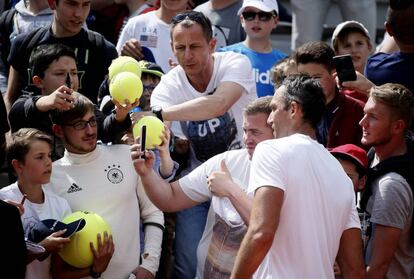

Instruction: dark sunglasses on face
[242,11,274,22]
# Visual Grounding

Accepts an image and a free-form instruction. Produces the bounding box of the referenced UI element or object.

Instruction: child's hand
[113,98,140,122]
[39,230,70,253]
[154,126,171,156]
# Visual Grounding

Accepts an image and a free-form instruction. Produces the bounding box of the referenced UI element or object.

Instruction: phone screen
[333,54,357,83]
[140,125,146,158]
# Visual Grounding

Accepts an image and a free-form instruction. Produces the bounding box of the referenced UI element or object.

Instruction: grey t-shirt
[194,1,245,49]
[365,172,414,279]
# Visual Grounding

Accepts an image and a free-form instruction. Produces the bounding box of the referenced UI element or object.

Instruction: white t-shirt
[47,144,164,278]
[151,51,256,154]
[248,134,360,279]
[0,183,71,279]
[116,11,174,73]
[179,149,251,278]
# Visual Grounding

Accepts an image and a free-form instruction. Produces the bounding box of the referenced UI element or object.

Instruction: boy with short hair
[331,21,372,103]
[0,128,72,278]
[220,0,287,97]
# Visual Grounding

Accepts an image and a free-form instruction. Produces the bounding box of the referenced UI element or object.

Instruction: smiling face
[50,0,91,37]
[241,7,278,40]
[57,110,98,154]
[16,140,52,185]
[335,31,372,73]
[359,97,394,147]
[243,112,274,159]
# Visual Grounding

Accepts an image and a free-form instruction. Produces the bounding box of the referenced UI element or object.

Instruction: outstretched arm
[131,144,198,212]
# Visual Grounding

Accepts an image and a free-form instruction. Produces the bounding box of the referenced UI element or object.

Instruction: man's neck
[26,0,49,14]
[374,137,407,162]
[51,21,78,38]
[156,6,186,24]
[126,0,146,15]
[243,38,273,53]
[211,0,239,10]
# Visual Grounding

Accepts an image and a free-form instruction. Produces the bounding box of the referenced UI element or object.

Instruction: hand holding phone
[333,54,357,83]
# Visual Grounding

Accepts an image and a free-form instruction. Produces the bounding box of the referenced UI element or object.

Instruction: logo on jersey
[105,165,124,184]
[67,183,83,193]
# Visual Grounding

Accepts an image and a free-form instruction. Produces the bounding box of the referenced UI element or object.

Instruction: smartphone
[333,54,357,83]
[140,125,146,158]
[66,73,71,88]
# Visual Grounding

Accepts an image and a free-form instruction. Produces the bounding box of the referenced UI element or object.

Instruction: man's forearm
[227,185,252,225]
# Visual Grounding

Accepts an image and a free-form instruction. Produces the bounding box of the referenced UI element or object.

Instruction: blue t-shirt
[365,52,414,94]
[220,42,287,97]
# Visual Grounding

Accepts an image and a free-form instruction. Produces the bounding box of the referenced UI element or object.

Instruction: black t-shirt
[8,26,118,103]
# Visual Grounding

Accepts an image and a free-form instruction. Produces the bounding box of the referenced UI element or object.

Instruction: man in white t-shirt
[149,10,256,278]
[131,96,273,279]
[231,74,365,279]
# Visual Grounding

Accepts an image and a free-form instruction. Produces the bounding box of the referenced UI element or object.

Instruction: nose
[267,112,274,126]
[359,114,366,127]
[184,47,192,60]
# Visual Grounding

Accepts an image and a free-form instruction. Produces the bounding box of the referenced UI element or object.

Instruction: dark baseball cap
[28,218,85,243]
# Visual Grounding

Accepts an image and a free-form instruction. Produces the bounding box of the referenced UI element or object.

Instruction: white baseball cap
[331,20,371,46]
[237,0,279,16]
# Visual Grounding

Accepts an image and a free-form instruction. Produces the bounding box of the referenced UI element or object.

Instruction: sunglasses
[242,11,275,22]
[172,11,209,26]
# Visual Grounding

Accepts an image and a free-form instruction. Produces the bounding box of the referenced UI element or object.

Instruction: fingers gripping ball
[108,56,141,80]
[59,211,112,268]
[109,72,143,105]
[133,116,165,149]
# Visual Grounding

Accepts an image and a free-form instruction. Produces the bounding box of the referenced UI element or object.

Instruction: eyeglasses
[242,11,275,22]
[62,118,97,131]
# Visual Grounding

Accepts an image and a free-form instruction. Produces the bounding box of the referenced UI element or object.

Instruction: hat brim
[141,69,163,78]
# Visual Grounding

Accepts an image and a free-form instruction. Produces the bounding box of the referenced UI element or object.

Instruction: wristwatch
[152,106,164,122]
[89,266,101,278]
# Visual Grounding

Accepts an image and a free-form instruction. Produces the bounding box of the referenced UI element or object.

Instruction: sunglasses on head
[242,11,275,22]
[172,11,208,25]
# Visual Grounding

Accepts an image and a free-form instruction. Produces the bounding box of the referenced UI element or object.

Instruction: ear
[52,123,64,139]
[392,119,406,135]
[384,21,395,37]
[272,15,279,29]
[11,159,23,176]
[240,15,246,28]
[32,75,43,89]
[357,175,367,192]
[208,37,217,53]
[289,101,301,119]
[48,0,57,10]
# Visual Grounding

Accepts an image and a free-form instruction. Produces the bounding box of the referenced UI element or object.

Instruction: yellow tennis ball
[109,72,143,105]
[133,116,165,149]
[108,56,141,80]
[59,211,112,268]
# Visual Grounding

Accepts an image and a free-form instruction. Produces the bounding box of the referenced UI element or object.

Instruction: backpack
[361,135,414,240]
[0,8,16,70]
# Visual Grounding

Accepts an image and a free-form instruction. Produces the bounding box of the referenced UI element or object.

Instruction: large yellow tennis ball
[109,72,143,105]
[59,211,112,268]
[133,116,165,149]
[108,56,141,80]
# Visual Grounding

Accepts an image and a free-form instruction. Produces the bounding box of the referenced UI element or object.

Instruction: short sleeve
[370,174,413,230]
[248,141,286,194]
